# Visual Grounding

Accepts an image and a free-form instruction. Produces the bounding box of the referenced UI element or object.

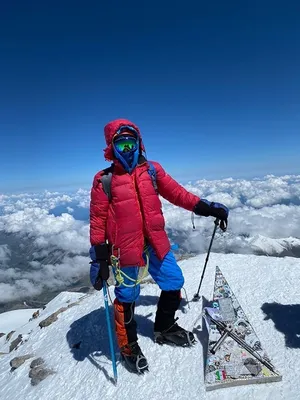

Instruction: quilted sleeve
[152,161,200,212]
[90,172,110,245]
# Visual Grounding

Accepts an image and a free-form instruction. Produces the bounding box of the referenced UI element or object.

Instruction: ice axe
[103,281,118,384]
[193,218,220,301]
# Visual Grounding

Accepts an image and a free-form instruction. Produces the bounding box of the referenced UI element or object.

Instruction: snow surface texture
[0,253,299,400]
[0,309,41,334]
[1,174,300,305]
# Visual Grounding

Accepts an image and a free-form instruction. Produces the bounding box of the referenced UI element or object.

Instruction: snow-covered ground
[0,309,41,334]
[0,252,299,400]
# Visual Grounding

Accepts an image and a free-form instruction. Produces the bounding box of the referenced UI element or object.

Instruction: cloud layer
[163,174,300,255]
[0,174,300,305]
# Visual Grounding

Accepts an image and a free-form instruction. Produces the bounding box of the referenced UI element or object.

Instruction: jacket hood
[103,118,145,161]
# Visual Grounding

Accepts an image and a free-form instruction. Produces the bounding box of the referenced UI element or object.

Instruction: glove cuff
[90,244,109,262]
[193,199,211,217]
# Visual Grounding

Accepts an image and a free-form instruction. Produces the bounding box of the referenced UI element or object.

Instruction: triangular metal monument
[203,266,282,391]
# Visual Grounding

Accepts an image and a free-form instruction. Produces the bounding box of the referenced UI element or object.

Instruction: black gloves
[89,244,110,290]
[194,199,229,232]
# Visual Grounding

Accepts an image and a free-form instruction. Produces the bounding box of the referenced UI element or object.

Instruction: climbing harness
[111,245,149,288]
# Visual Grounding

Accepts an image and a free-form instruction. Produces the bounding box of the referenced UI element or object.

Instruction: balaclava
[112,125,140,173]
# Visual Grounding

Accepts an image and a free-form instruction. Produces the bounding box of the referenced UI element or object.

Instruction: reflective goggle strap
[116,125,138,136]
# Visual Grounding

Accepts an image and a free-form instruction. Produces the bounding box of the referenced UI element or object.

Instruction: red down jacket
[90,119,200,267]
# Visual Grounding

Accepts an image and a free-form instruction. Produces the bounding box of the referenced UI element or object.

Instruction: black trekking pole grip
[193,219,220,302]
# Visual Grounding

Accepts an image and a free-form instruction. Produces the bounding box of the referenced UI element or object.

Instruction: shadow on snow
[66,305,156,382]
[261,302,300,349]
[66,292,194,381]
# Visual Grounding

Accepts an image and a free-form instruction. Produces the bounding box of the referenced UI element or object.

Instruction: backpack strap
[147,161,158,192]
[99,165,114,202]
[99,162,157,202]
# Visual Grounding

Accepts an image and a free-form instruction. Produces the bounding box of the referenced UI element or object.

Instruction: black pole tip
[193,294,201,302]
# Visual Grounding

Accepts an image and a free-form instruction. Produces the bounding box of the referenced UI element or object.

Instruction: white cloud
[0,208,88,250]
[0,255,89,303]
[0,190,88,214]
[164,175,300,256]
[0,245,11,264]
[1,174,300,305]
[0,205,90,304]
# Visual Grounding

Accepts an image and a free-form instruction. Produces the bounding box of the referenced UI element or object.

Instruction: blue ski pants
[114,246,184,303]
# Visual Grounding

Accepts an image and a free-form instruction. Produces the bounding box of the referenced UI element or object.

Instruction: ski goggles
[113,135,138,153]
[116,125,139,136]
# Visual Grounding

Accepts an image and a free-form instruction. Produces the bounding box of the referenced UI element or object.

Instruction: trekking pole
[103,281,118,384]
[193,218,220,301]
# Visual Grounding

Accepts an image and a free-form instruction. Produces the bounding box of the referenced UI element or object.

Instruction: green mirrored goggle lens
[114,137,137,152]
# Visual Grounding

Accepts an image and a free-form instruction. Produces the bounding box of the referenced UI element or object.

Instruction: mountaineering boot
[154,290,196,347]
[121,341,149,374]
[154,320,196,347]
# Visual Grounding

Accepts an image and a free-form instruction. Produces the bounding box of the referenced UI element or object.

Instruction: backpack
[100,161,157,202]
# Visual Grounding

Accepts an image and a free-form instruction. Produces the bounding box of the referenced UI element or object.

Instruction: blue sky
[1,0,300,192]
